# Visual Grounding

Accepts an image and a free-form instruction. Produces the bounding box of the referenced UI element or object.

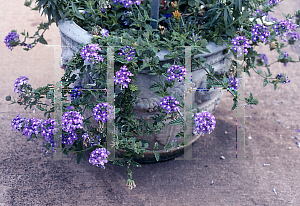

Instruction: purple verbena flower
[11,114,27,133]
[100,28,109,37]
[258,53,269,65]
[268,0,280,5]
[276,73,290,84]
[159,96,180,114]
[80,44,104,63]
[89,148,110,168]
[194,111,216,135]
[14,76,29,94]
[40,119,59,146]
[231,36,251,56]
[273,19,299,42]
[69,87,82,101]
[282,51,289,67]
[190,33,201,42]
[4,32,20,50]
[114,65,133,89]
[118,46,135,62]
[61,111,84,133]
[167,65,186,82]
[251,24,270,43]
[61,130,78,145]
[228,77,242,90]
[22,118,43,139]
[93,103,114,123]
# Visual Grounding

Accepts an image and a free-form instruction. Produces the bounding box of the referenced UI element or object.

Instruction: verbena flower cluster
[231,36,251,55]
[23,118,42,139]
[252,9,267,17]
[89,148,110,168]
[112,0,141,8]
[159,96,180,114]
[121,11,133,25]
[283,51,289,66]
[268,0,280,5]
[40,119,59,147]
[167,65,186,82]
[61,131,78,145]
[194,111,216,135]
[190,33,201,42]
[276,73,290,84]
[114,65,133,89]
[4,32,19,50]
[69,86,82,101]
[118,46,135,62]
[273,20,299,41]
[93,103,114,123]
[61,111,84,133]
[80,44,104,63]
[14,76,29,94]
[251,24,270,43]
[83,133,101,147]
[228,77,242,90]
[11,114,27,132]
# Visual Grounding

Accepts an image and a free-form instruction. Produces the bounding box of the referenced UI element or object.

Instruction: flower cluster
[14,76,29,94]
[282,51,289,67]
[273,20,299,42]
[257,53,269,65]
[69,86,82,101]
[23,118,42,139]
[61,111,84,133]
[83,133,101,147]
[276,73,290,84]
[89,148,110,168]
[40,119,59,146]
[190,33,201,42]
[231,36,251,55]
[11,114,27,132]
[93,103,114,123]
[251,24,270,43]
[121,11,133,25]
[4,32,19,50]
[159,96,180,114]
[61,131,78,145]
[114,65,133,89]
[113,0,141,8]
[194,111,216,135]
[118,46,135,62]
[80,44,104,63]
[167,65,186,82]
[100,28,109,37]
[228,77,242,90]
[268,0,280,5]
[252,9,267,17]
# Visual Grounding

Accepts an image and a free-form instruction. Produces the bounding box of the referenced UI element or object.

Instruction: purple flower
[231,36,251,56]
[100,28,109,37]
[194,111,216,135]
[268,0,280,5]
[118,46,135,62]
[61,131,78,145]
[61,111,84,133]
[282,51,289,67]
[114,65,134,89]
[14,76,29,94]
[273,19,299,42]
[258,53,269,65]
[66,106,74,110]
[69,87,82,101]
[93,103,114,123]
[190,33,201,42]
[22,118,43,139]
[80,44,104,63]
[40,119,59,146]
[276,73,290,84]
[228,77,242,90]
[11,114,27,132]
[4,32,20,50]
[251,24,270,43]
[89,148,110,168]
[167,65,186,82]
[159,96,180,114]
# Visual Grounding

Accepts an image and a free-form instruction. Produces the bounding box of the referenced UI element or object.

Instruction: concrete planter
[58,19,230,163]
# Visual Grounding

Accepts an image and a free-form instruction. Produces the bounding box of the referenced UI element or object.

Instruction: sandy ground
[1,0,300,205]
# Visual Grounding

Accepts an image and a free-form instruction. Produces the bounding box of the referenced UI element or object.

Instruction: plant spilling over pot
[5,0,300,189]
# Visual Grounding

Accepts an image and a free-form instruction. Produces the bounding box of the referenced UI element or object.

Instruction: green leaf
[153,151,160,161]
[154,142,158,150]
[129,84,139,91]
[263,79,268,87]
[274,84,277,90]
[164,141,171,151]
[231,99,237,111]
[188,0,196,6]
[76,152,83,164]
[169,117,184,125]
[38,36,48,44]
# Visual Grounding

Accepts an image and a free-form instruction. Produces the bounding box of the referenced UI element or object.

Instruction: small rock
[288,147,292,150]
[220,156,225,160]
[248,136,252,140]
[224,131,228,134]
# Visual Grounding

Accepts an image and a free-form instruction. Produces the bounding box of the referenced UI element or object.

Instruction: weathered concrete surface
[1,0,300,205]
